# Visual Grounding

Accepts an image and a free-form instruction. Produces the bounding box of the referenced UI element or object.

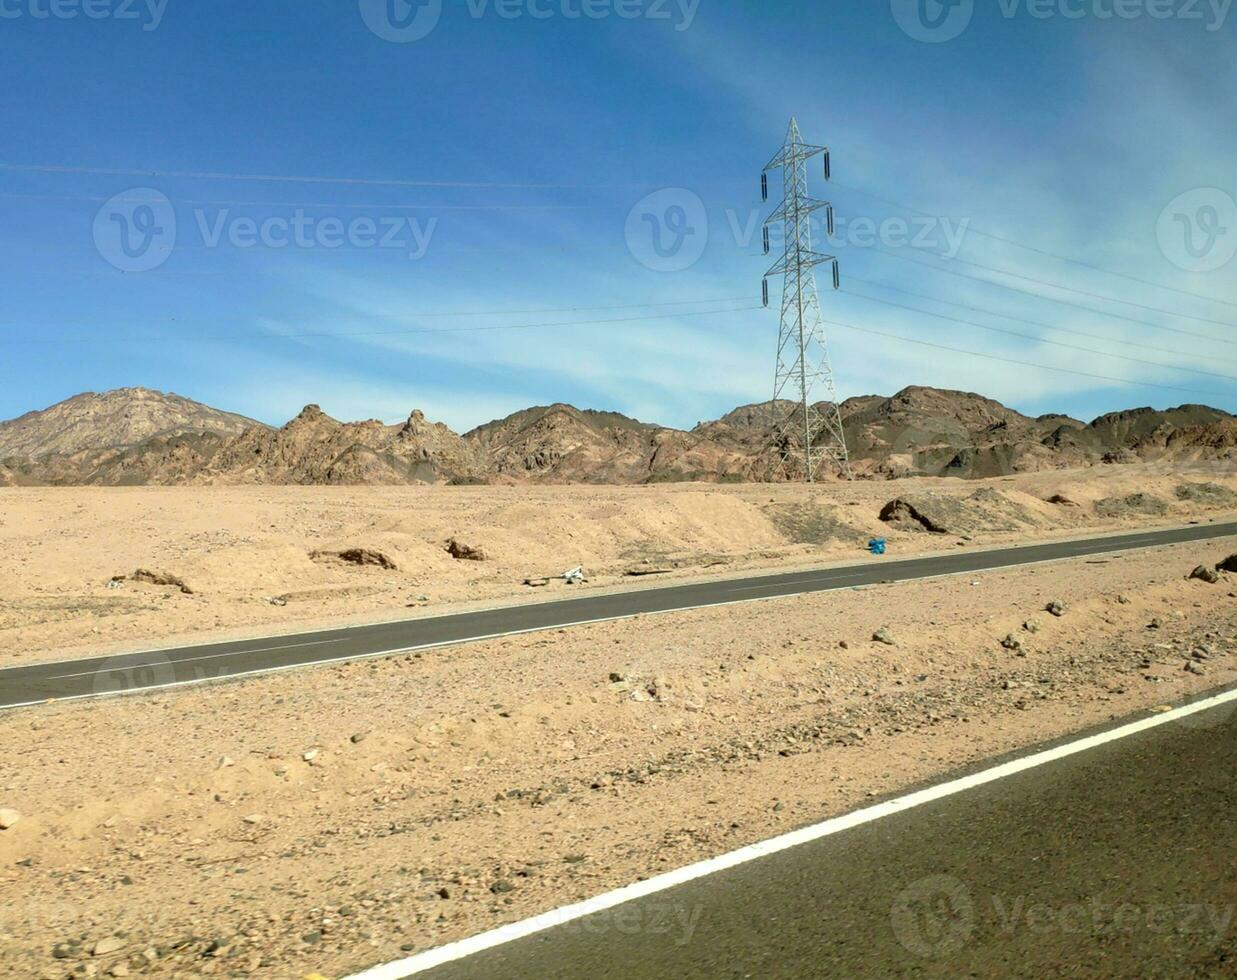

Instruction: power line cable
[0,296,755,326]
[833,181,1237,314]
[844,274,1237,367]
[862,242,1235,333]
[0,304,764,345]
[0,162,651,191]
[862,245,1237,347]
[840,287,1237,383]
[822,318,1231,400]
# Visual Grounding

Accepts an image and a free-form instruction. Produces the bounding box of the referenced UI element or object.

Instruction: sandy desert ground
[0,465,1235,979]
[0,537,1234,978]
[0,462,1235,666]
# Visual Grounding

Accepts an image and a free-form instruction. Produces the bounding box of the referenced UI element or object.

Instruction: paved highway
[2,521,1234,710]
[370,685,1237,979]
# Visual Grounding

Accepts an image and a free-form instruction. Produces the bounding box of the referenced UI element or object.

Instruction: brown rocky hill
[1,386,1232,485]
[464,404,753,483]
[0,387,260,459]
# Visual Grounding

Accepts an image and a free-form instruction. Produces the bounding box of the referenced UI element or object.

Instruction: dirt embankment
[1,464,1234,668]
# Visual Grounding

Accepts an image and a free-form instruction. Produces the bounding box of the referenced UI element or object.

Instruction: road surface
[1,521,1233,710]
[391,686,1237,979]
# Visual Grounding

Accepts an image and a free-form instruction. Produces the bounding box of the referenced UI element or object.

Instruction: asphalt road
[410,688,1237,980]
[2,520,1234,710]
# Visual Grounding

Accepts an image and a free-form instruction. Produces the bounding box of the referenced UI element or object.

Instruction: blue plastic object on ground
[869,538,887,555]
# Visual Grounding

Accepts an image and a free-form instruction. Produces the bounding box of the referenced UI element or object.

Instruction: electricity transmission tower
[761,117,852,482]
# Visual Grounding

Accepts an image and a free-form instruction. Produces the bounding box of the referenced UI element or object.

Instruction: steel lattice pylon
[761,117,852,482]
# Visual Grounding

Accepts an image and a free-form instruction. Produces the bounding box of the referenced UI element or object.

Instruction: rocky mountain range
[0,387,1232,487]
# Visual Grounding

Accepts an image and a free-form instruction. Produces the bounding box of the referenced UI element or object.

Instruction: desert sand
[0,463,1234,666]
[0,464,1235,978]
[0,533,1233,978]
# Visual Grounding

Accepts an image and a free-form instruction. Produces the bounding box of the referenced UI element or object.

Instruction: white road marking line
[343,685,1237,980]
[3,525,1233,711]
[39,637,351,681]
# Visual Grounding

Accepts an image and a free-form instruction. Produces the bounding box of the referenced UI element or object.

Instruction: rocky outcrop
[3,387,1234,486]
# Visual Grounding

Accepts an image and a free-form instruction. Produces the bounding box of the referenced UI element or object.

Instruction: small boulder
[872,627,896,646]
[1001,634,1023,651]
[445,538,487,561]
[1045,600,1066,617]
[1216,554,1237,573]
[132,569,193,595]
[1189,565,1220,584]
[0,808,21,830]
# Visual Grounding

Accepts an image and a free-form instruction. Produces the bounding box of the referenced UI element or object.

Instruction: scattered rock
[489,879,514,894]
[1147,618,1163,630]
[131,569,193,595]
[1045,494,1079,507]
[1117,594,1131,604]
[242,813,264,825]
[311,548,398,570]
[445,539,487,561]
[92,936,125,957]
[349,732,369,744]
[0,808,20,830]
[266,596,288,607]
[1189,565,1220,584]
[1022,618,1041,633]
[1174,483,1237,507]
[1001,634,1023,651]
[1045,600,1066,617]
[872,627,896,646]
[1217,554,1237,573]
[302,748,320,762]
[878,498,950,534]
[1094,493,1168,519]
[216,755,235,770]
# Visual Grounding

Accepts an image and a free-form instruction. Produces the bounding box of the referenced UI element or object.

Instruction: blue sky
[2,0,1234,431]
